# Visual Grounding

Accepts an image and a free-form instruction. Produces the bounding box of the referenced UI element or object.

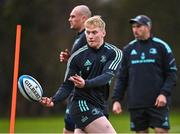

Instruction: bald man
[60,5,91,63]
[60,5,91,134]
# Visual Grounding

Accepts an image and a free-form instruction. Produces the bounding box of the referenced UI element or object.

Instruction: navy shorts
[65,100,109,131]
[64,106,75,131]
[129,106,170,131]
[70,99,104,129]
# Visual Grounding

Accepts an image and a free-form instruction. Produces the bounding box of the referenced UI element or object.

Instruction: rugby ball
[18,75,43,101]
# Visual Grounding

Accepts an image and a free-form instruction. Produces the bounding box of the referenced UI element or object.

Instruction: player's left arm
[160,46,178,97]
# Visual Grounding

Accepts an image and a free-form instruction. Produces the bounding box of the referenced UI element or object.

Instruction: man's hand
[69,74,85,88]
[112,101,122,114]
[59,49,70,63]
[155,94,167,108]
[39,97,54,107]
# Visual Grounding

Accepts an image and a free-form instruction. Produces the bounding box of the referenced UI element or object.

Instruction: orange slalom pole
[9,25,22,134]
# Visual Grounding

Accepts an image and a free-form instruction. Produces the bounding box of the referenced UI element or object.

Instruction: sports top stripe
[153,37,172,53]
[64,45,88,81]
[105,43,122,70]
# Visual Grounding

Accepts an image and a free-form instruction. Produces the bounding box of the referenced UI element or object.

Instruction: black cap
[129,15,152,27]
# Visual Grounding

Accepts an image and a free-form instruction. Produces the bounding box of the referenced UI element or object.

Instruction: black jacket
[112,37,177,109]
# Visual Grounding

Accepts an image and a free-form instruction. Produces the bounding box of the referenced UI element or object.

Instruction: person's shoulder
[152,37,172,53]
[104,42,122,53]
[123,39,138,50]
[70,45,88,58]
[104,43,122,64]
[79,31,86,39]
[126,39,137,47]
[77,30,86,40]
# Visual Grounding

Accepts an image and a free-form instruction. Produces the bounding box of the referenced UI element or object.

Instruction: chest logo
[91,108,100,115]
[130,49,137,55]
[141,52,145,60]
[149,48,157,54]
[100,55,107,63]
[84,59,92,66]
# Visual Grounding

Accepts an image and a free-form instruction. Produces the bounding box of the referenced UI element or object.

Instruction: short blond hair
[84,15,106,31]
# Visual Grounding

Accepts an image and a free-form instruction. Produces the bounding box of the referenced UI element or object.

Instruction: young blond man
[41,16,122,133]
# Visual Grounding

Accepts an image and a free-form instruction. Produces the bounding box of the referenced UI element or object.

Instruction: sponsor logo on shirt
[84,59,92,66]
[141,52,145,60]
[131,51,156,64]
[81,116,88,123]
[100,55,107,63]
[149,48,157,54]
[131,59,155,64]
[91,108,100,115]
[130,49,137,55]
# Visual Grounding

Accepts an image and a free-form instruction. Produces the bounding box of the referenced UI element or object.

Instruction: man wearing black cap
[112,15,177,133]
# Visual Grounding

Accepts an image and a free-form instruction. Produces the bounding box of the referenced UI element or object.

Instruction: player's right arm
[51,78,74,103]
[39,78,74,107]
[52,56,79,103]
[40,56,78,107]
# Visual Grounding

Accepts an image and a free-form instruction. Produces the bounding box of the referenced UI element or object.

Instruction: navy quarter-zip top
[112,37,177,109]
[53,42,122,109]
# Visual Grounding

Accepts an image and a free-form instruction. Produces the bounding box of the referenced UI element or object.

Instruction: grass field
[1,111,180,133]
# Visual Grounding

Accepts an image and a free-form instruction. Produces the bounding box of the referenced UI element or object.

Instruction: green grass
[1,112,180,133]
